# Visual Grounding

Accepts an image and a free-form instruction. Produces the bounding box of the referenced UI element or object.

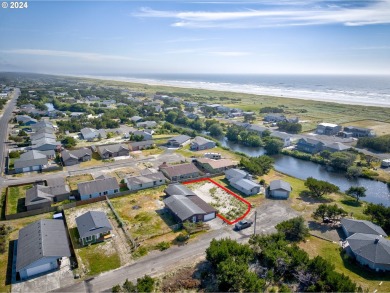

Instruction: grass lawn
[79,153,104,168]
[66,174,94,191]
[6,184,32,215]
[141,147,164,156]
[343,119,390,136]
[299,236,390,292]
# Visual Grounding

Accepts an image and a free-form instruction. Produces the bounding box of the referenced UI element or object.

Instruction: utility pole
[254,210,257,235]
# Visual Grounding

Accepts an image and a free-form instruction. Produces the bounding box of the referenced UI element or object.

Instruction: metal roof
[76,211,112,239]
[165,183,196,197]
[269,180,292,192]
[232,178,260,190]
[195,158,237,170]
[341,218,387,236]
[126,172,166,186]
[347,233,390,265]
[164,194,206,221]
[168,135,191,145]
[225,168,248,179]
[16,219,71,271]
[78,177,119,196]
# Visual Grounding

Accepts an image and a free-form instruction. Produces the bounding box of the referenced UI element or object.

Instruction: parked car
[234,220,253,231]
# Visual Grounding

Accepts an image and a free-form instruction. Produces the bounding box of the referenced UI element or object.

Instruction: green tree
[264,138,284,155]
[123,279,136,293]
[240,155,274,176]
[112,284,121,293]
[346,166,362,178]
[275,216,309,242]
[313,204,346,221]
[329,152,356,171]
[304,177,339,197]
[346,186,367,202]
[208,123,223,137]
[166,111,178,123]
[136,275,155,293]
[61,136,77,148]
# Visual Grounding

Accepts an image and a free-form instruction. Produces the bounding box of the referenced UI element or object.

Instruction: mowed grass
[299,236,390,292]
[6,184,32,215]
[79,153,104,168]
[66,174,93,191]
[343,119,390,136]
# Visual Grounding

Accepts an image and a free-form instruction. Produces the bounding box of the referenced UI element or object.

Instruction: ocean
[86,73,390,107]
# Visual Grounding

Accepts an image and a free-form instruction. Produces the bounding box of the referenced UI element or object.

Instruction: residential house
[128,140,155,151]
[183,101,199,107]
[132,130,153,141]
[61,148,92,166]
[80,128,107,141]
[78,177,119,200]
[193,158,237,174]
[341,218,387,238]
[14,150,48,173]
[16,115,37,125]
[31,120,55,131]
[167,135,191,148]
[324,142,351,153]
[225,168,252,181]
[124,172,167,191]
[25,184,71,211]
[159,162,201,181]
[225,168,260,196]
[96,143,129,159]
[268,180,292,199]
[247,124,268,136]
[31,137,61,151]
[102,99,116,106]
[270,131,292,147]
[204,153,222,160]
[343,126,376,137]
[16,219,71,280]
[130,116,143,123]
[190,136,216,151]
[163,183,217,222]
[264,114,287,123]
[136,121,157,128]
[316,123,342,135]
[76,211,112,246]
[296,138,325,154]
[184,112,198,119]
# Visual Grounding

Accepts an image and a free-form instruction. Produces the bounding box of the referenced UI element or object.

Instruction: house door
[192,216,197,223]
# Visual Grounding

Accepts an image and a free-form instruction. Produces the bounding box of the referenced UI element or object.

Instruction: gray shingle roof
[168,135,191,145]
[271,131,291,140]
[25,184,70,207]
[165,183,197,197]
[231,178,260,190]
[164,194,206,221]
[129,140,154,148]
[78,177,119,196]
[347,233,390,265]
[325,142,350,151]
[75,211,112,239]
[269,180,292,192]
[341,218,387,236]
[126,172,166,186]
[14,150,48,169]
[16,219,71,271]
[160,163,200,178]
[96,144,129,155]
[61,148,92,161]
[191,136,213,146]
[298,137,324,146]
[225,168,248,179]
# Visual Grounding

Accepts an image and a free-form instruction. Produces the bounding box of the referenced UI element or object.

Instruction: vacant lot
[343,120,390,136]
[6,184,32,215]
[65,201,129,277]
[299,236,390,292]
[79,152,104,168]
[187,181,249,222]
[66,174,93,191]
[110,186,180,248]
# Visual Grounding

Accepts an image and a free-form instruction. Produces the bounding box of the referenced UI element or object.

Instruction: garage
[204,212,216,221]
[25,262,54,278]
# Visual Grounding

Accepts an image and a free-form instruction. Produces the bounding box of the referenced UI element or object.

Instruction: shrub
[156,241,171,251]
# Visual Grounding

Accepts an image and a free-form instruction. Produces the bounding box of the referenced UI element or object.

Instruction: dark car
[235,220,253,231]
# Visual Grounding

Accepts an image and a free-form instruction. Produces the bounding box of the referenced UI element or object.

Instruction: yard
[186,180,250,223]
[65,201,130,277]
[343,119,390,136]
[66,174,93,191]
[6,184,33,215]
[79,152,104,168]
[299,236,390,292]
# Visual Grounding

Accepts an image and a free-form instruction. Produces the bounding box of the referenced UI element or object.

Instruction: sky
[0,0,390,75]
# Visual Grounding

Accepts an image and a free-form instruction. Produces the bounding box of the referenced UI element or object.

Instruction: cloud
[1,49,138,61]
[134,1,390,28]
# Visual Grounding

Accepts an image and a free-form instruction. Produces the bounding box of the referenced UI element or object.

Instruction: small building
[78,177,119,200]
[190,136,216,151]
[159,162,201,182]
[131,130,153,141]
[225,169,259,196]
[225,168,252,181]
[204,153,222,160]
[264,114,287,123]
[124,172,167,191]
[270,131,292,147]
[80,128,107,141]
[16,219,71,280]
[193,158,237,174]
[346,233,390,272]
[14,150,48,173]
[247,124,268,136]
[96,143,130,159]
[268,180,292,199]
[136,121,157,128]
[130,116,143,123]
[341,218,387,238]
[316,123,342,135]
[16,115,37,126]
[76,211,112,246]
[296,138,325,154]
[25,184,71,211]
[167,135,191,148]
[61,148,92,166]
[163,183,217,222]
[128,140,155,151]
[343,126,375,137]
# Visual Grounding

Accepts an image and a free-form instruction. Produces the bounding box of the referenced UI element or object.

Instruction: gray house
[16,219,71,280]
[76,211,112,246]
[316,123,342,135]
[343,126,375,137]
[159,162,201,181]
[136,121,157,128]
[132,130,153,141]
[268,180,292,199]
[78,177,119,200]
[324,142,351,153]
[25,184,70,211]
[225,168,251,181]
[190,136,216,151]
[167,135,191,148]
[96,143,130,159]
[296,138,325,154]
[346,233,390,272]
[164,183,216,222]
[341,218,387,237]
[270,131,292,147]
[80,128,107,141]
[128,140,155,151]
[124,172,166,191]
[225,168,259,196]
[16,115,37,125]
[14,150,48,173]
[61,148,92,166]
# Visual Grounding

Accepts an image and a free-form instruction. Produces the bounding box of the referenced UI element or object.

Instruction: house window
[139,184,142,187]
[104,191,108,195]
[89,194,92,199]
[85,235,92,241]
[114,189,118,193]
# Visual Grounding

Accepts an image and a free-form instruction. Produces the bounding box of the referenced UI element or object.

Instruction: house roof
[31,120,54,129]
[195,158,237,170]
[96,144,129,155]
[269,180,292,192]
[126,172,166,186]
[225,168,248,179]
[270,131,291,140]
[232,178,260,190]
[14,150,48,169]
[25,184,70,207]
[159,163,200,178]
[341,218,387,236]
[61,148,92,161]
[75,211,112,239]
[129,140,154,148]
[78,177,119,196]
[318,123,340,128]
[16,115,37,124]
[247,124,268,133]
[325,142,351,151]
[165,183,197,197]
[347,233,390,265]
[164,194,206,221]
[30,132,56,141]
[168,135,191,145]
[130,116,143,122]
[187,195,217,214]
[45,176,66,187]
[16,219,71,271]
[344,126,372,132]
[298,137,324,146]
[191,136,214,146]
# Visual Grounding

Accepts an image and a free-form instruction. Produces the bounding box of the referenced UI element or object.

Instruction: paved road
[0,89,19,178]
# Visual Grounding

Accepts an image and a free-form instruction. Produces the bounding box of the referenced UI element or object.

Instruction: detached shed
[268,180,291,199]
